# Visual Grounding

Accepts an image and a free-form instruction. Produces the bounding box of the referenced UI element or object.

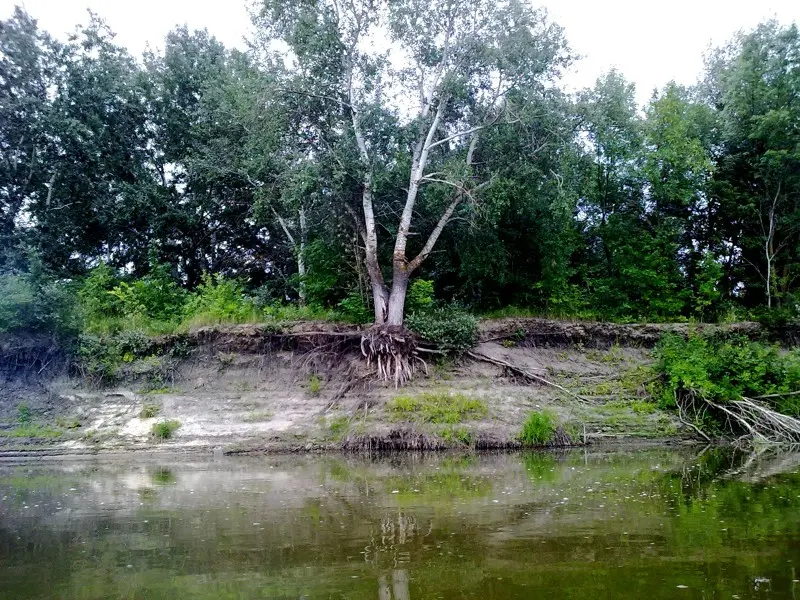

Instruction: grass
[151,419,180,441]
[139,403,161,419]
[518,410,556,446]
[387,392,488,424]
[308,374,322,396]
[327,415,350,439]
[440,425,473,445]
[5,424,63,439]
[243,410,273,423]
[55,416,81,429]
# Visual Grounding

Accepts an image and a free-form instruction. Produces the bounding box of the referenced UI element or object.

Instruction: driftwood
[680,391,800,444]
[467,350,591,404]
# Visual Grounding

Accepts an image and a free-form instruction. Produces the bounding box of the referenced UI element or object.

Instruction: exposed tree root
[360,326,425,387]
[466,350,591,404]
[679,391,800,444]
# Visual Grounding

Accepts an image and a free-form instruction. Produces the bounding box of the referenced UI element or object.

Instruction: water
[1,448,800,599]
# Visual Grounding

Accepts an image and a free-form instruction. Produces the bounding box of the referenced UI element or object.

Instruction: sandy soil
[0,329,692,455]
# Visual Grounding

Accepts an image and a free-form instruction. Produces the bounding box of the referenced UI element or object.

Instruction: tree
[257,0,570,327]
[703,22,800,308]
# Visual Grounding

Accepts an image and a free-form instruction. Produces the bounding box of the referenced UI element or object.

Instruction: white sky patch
[4,0,799,106]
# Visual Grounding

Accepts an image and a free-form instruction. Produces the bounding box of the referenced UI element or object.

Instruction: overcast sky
[4,0,799,106]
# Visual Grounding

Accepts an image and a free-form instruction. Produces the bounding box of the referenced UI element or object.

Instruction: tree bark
[298,205,307,306]
[386,271,409,326]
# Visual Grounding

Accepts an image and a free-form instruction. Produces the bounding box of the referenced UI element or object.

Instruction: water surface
[1,447,800,599]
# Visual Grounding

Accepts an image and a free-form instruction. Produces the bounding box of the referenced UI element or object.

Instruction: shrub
[406,279,435,313]
[75,330,155,385]
[151,419,180,441]
[79,263,186,334]
[108,264,186,324]
[139,403,160,419]
[78,263,121,319]
[655,333,800,415]
[17,402,32,423]
[518,410,556,446]
[336,291,372,324]
[308,374,322,395]
[406,306,478,353]
[182,274,257,326]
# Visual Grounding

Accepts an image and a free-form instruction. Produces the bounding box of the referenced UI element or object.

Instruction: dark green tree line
[1,4,798,334]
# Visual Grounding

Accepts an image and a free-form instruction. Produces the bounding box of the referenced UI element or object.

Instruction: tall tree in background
[704,22,800,309]
[258,0,570,327]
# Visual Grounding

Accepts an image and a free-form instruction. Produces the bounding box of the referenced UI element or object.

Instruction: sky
[3,0,800,106]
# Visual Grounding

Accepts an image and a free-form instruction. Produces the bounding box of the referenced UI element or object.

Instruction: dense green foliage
[655,334,800,416]
[1,4,799,334]
[406,307,479,353]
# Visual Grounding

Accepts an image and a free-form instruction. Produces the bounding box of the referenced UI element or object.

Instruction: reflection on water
[1,447,800,599]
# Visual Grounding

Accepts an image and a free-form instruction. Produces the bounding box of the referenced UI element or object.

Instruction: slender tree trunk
[297,205,307,306]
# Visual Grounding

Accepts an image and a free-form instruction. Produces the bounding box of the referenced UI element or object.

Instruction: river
[1,447,799,599]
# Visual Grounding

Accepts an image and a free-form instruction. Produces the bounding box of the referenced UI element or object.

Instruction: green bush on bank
[655,333,800,416]
[518,410,557,446]
[406,305,478,353]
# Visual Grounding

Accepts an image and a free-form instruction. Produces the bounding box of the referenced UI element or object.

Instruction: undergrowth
[518,410,556,446]
[655,333,800,416]
[151,420,181,441]
[387,392,488,424]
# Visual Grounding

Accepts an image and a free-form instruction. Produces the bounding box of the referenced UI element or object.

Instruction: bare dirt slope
[0,320,697,455]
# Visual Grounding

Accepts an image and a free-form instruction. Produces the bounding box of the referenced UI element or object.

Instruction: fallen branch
[681,391,800,444]
[752,390,800,400]
[467,350,591,404]
[676,399,711,441]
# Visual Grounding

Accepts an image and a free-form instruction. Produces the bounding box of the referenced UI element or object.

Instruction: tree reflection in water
[378,570,410,600]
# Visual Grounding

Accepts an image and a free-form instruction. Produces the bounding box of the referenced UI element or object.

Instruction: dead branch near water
[680,392,800,444]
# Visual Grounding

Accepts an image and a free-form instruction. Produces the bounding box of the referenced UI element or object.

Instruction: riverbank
[0,319,782,455]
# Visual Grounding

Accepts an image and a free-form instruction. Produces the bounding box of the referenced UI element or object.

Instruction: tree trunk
[298,206,307,306]
[386,269,409,326]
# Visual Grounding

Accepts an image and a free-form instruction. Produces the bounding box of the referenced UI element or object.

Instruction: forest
[1,0,799,339]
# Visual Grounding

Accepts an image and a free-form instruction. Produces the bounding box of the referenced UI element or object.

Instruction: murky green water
[1,448,800,599]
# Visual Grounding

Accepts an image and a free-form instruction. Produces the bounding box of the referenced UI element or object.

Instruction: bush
[75,330,155,385]
[151,419,180,441]
[78,263,121,319]
[108,264,186,324]
[406,279,435,313]
[655,333,800,415]
[406,305,478,353]
[336,291,372,323]
[140,403,160,419]
[79,263,186,334]
[182,274,257,326]
[518,410,556,446]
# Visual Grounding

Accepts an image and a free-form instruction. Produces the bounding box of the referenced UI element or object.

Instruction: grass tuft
[139,403,160,419]
[518,410,556,446]
[151,419,180,441]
